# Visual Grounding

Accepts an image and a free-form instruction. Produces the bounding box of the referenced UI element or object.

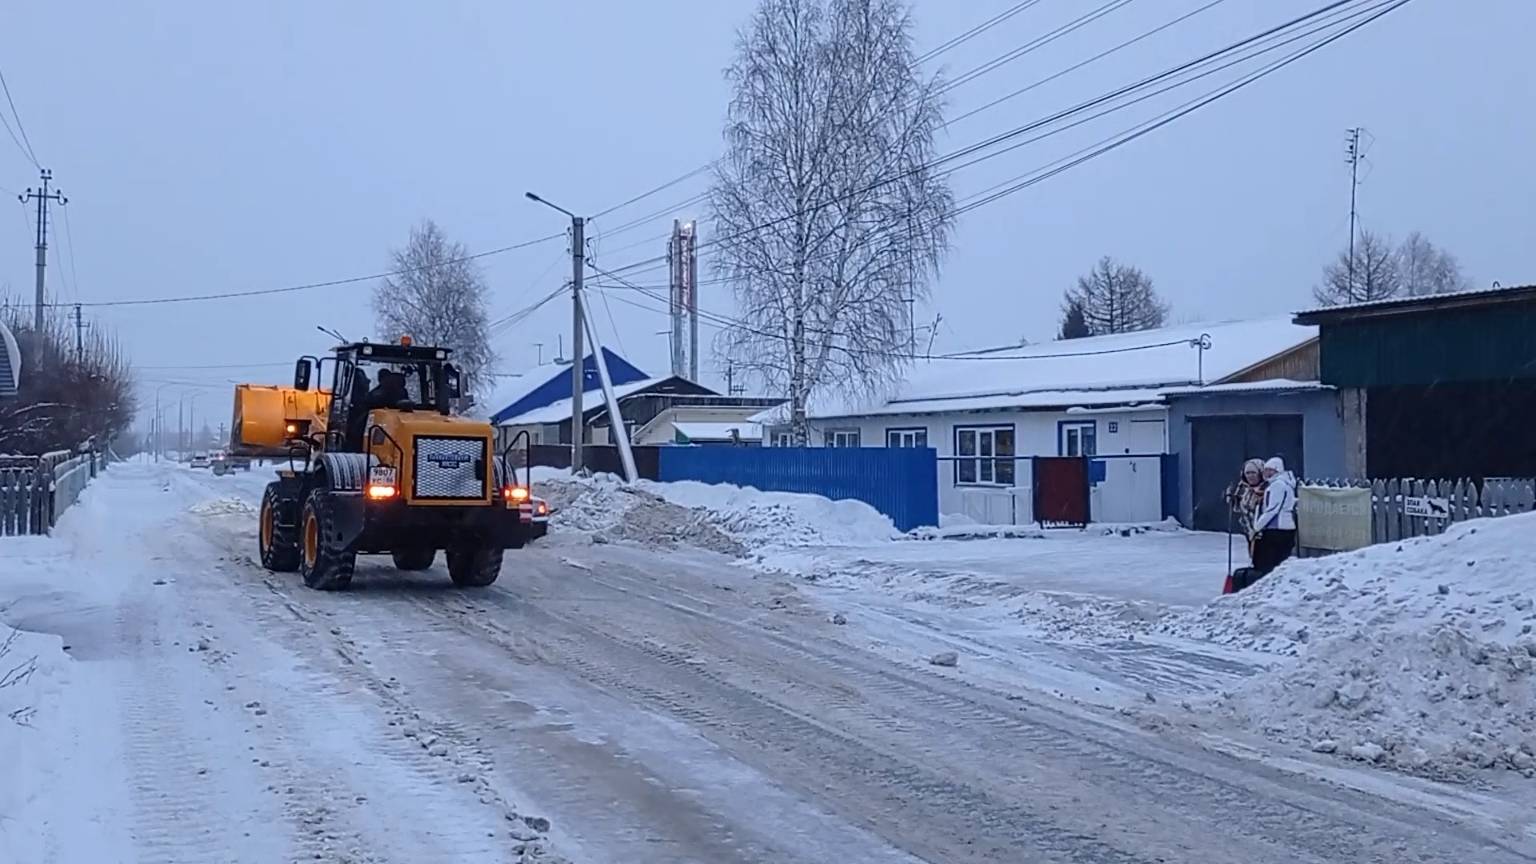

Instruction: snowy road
[6,463,1535,863]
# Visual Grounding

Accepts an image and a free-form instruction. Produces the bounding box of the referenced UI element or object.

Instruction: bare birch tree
[0,301,137,454]
[373,220,495,402]
[1398,231,1470,296]
[709,0,953,442]
[1314,229,1402,306]
[1062,257,1168,335]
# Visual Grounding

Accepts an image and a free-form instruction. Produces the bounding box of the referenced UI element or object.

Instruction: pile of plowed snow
[534,473,898,556]
[1166,513,1536,779]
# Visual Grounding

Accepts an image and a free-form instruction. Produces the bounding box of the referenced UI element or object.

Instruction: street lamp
[523,190,637,483]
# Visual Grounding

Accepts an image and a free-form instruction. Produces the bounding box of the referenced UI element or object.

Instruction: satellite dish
[0,320,19,398]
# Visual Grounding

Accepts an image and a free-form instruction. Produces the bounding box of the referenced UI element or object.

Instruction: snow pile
[1167,514,1536,779]
[188,496,257,517]
[0,624,73,864]
[535,474,898,555]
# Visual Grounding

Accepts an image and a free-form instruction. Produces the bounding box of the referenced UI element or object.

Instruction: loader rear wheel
[258,483,300,573]
[299,490,355,591]
[391,547,436,572]
[446,546,503,587]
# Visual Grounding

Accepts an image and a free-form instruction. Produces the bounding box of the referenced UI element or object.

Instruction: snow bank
[534,473,898,556]
[0,623,73,864]
[1166,514,1536,779]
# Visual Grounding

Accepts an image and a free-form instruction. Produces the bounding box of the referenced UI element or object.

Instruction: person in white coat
[1252,456,1298,575]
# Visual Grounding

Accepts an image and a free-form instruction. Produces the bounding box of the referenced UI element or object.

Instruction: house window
[825,429,861,448]
[770,428,794,447]
[1060,421,1097,457]
[886,427,927,448]
[954,425,1015,486]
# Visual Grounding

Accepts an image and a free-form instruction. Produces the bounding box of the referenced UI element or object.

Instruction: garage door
[1190,415,1304,532]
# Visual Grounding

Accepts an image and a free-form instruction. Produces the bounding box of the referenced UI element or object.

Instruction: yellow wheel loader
[231,337,542,590]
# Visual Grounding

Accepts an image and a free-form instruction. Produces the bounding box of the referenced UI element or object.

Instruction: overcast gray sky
[3,0,1532,430]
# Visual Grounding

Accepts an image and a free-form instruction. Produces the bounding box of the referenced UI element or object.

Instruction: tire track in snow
[476,556,1533,864]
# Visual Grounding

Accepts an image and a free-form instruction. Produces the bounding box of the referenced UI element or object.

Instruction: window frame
[952,423,1016,487]
[1058,420,1098,457]
[885,426,928,449]
[825,428,862,448]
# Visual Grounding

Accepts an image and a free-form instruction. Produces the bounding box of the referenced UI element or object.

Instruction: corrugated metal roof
[1294,284,1536,323]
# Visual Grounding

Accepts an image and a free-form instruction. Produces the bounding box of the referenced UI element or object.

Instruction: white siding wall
[773,407,1170,526]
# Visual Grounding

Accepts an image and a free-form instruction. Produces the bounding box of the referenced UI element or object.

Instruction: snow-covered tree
[1062,257,1167,335]
[709,0,953,443]
[373,220,495,401]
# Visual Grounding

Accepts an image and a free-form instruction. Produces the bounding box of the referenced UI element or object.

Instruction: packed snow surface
[1164,513,1536,779]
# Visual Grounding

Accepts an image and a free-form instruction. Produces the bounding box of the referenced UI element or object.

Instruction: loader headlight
[367,484,398,500]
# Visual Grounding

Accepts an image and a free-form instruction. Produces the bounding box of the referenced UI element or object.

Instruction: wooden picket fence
[1303,476,1536,544]
[0,450,106,536]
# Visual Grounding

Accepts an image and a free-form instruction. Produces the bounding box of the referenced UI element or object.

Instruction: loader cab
[296,339,462,453]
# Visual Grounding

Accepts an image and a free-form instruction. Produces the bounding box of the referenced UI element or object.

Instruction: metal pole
[688,225,698,383]
[1346,128,1360,298]
[581,288,638,483]
[570,215,585,474]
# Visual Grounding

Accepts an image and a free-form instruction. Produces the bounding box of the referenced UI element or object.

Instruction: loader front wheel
[446,546,503,588]
[391,547,436,572]
[258,482,300,573]
[299,490,355,591]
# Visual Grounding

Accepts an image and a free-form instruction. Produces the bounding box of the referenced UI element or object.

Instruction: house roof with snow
[803,316,1317,420]
[482,348,649,425]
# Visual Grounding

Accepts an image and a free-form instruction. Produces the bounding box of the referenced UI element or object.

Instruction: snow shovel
[1223,508,1236,594]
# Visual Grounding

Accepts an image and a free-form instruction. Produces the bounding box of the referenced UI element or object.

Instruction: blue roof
[488,348,648,424]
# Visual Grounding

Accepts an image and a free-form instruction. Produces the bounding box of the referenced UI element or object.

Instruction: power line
[0,65,39,169]
[916,0,1048,63]
[946,0,1232,127]
[932,0,1137,100]
[61,205,82,300]
[70,230,566,308]
[595,0,1391,281]
[576,1,1059,229]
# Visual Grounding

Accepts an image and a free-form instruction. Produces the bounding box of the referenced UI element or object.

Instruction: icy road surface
[4,462,1533,863]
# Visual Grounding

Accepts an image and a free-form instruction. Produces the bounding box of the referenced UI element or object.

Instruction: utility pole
[570,215,586,472]
[19,169,67,332]
[525,192,586,474]
[1345,127,1362,297]
[72,303,85,362]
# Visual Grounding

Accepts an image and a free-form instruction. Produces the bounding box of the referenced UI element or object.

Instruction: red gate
[1033,456,1090,526]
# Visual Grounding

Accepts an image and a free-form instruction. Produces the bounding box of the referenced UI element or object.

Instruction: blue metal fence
[656,446,939,532]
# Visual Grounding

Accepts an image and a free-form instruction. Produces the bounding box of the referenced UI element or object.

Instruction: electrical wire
[946,0,1231,127]
[931,0,1137,100]
[593,0,1389,281]
[575,1,1058,228]
[61,205,82,300]
[72,230,566,308]
[916,0,1048,64]
[0,64,39,169]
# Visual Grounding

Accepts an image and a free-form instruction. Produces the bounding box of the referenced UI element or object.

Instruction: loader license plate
[370,466,397,485]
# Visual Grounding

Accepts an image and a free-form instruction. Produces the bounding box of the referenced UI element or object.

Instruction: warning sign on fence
[1403,496,1451,519]
[1299,485,1372,552]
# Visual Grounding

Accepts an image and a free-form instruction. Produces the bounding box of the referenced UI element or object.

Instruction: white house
[759,317,1319,525]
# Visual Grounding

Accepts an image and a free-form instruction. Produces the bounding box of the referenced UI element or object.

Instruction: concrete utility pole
[526,192,587,474]
[72,303,85,362]
[526,191,638,483]
[18,169,66,332]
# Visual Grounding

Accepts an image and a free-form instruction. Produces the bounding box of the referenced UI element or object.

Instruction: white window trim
[1059,420,1097,457]
[953,424,1016,487]
[825,428,862,448]
[885,427,927,448]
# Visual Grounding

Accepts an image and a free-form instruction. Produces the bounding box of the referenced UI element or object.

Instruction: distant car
[190,452,211,468]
